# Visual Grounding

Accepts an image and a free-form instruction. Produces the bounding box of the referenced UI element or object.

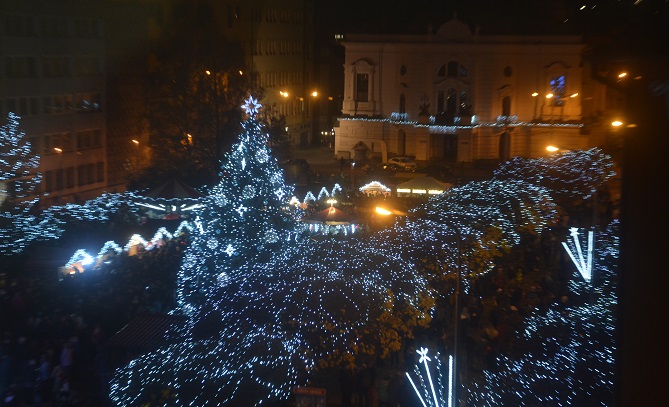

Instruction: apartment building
[1,1,107,206]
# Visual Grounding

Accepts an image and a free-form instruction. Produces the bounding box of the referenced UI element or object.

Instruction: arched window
[502,96,511,116]
[355,73,369,102]
[446,88,457,117]
[447,61,459,77]
[549,75,566,106]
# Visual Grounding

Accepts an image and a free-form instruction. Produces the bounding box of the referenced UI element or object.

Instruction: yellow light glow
[611,120,623,127]
[532,92,539,97]
[205,70,211,75]
[131,139,139,145]
[53,147,62,153]
[311,91,318,97]
[570,93,579,98]
[413,189,427,194]
[618,72,627,79]
[546,145,560,152]
[375,207,393,216]
[546,93,554,99]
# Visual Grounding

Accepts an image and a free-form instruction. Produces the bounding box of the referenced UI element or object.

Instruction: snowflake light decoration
[242,96,262,116]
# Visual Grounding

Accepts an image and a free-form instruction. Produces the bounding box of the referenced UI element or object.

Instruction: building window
[56,169,64,191]
[45,171,54,193]
[438,64,446,77]
[460,91,471,115]
[77,165,85,186]
[399,94,406,114]
[355,73,369,102]
[447,61,459,77]
[550,75,566,106]
[400,65,407,76]
[502,96,511,116]
[66,167,75,189]
[446,88,457,116]
[96,162,104,183]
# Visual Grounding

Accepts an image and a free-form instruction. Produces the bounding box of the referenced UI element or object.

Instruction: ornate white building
[335,17,606,163]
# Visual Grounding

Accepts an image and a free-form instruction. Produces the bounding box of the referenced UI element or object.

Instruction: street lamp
[532,92,539,120]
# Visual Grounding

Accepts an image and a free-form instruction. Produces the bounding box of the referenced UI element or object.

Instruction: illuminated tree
[466,220,618,406]
[109,98,432,406]
[0,112,41,211]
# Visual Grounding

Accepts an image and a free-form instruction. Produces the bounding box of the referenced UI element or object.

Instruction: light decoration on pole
[405,348,454,407]
[562,227,594,283]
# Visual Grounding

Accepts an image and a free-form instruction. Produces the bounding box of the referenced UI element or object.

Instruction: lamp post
[452,228,463,407]
[532,92,539,121]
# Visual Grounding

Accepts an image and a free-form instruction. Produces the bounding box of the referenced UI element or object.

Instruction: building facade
[335,18,607,164]
[1,1,107,206]
[217,0,317,147]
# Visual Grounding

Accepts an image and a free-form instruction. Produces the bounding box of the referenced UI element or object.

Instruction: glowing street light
[375,206,393,216]
[546,145,561,153]
[611,120,624,127]
[53,147,63,153]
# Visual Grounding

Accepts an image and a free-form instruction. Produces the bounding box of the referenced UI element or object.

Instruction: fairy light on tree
[466,220,619,407]
[108,97,433,406]
[0,112,41,210]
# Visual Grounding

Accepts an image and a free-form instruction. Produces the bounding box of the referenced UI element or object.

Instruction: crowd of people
[0,229,188,406]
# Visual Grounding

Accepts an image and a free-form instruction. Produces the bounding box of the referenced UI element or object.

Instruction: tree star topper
[242,96,262,116]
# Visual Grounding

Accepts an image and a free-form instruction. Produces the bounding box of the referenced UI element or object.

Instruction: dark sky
[317,0,669,46]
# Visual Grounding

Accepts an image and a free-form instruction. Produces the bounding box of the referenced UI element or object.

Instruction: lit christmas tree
[109,97,433,406]
[0,112,41,209]
[465,220,619,407]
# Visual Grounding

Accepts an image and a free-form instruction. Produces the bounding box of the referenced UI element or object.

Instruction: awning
[396,176,453,196]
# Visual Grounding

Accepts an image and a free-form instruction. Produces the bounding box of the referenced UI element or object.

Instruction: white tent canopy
[396,176,453,197]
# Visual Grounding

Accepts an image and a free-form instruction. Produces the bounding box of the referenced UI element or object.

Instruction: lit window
[549,75,566,106]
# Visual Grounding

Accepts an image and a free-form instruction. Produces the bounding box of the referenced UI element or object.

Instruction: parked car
[387,156,417,171]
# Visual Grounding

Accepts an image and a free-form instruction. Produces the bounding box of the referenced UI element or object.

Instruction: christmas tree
[0,112,41,210]
[109,97,432,406]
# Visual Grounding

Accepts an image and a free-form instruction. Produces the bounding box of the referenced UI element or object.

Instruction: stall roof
[145,179,204,200]
[396,176,453,195]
